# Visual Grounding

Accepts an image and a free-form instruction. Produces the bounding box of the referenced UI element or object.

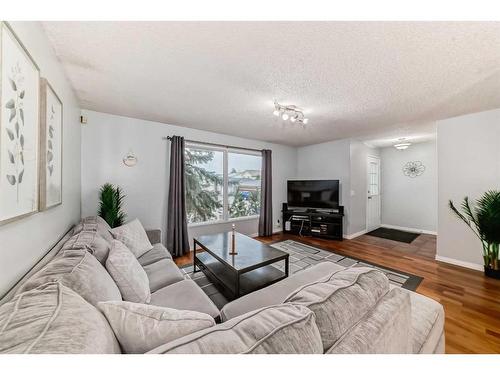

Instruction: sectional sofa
[0,216,445,354]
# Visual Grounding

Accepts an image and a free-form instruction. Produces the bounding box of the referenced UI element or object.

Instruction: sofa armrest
[146,229,162,244]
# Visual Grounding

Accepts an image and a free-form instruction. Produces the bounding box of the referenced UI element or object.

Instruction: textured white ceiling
[41,21,500,146]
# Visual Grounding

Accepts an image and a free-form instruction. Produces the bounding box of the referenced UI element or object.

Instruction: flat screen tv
[287,180,339,209]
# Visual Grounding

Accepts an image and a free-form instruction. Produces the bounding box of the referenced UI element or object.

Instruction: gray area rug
[181,239,423,310]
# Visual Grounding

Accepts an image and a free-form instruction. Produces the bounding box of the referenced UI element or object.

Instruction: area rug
[366,227,420,243]
[180,239,423,309]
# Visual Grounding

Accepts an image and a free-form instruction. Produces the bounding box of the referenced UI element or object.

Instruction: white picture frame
[0,22,40,225]
[39,78,62,210]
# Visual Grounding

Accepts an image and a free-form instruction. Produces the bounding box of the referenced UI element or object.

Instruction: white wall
[81,110,297,245]
[350,141,380,235]
[0,22,81,297]
[437,108,500,269]
[380,141,437,233]
[296,139,351,235]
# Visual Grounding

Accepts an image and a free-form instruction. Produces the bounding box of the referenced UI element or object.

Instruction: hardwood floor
[175,232,500,353]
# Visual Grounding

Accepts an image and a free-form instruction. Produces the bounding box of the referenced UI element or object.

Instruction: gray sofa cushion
[0,282,121,354]
[73,216,114,245]
[409,291,445,353]
[220,261,345,321]
[150,279,219,318]
[138,243,172,267]
[98,301,215,353]
[143,259,185,292]
[110,218,153,258]
[284,267,389,351]
[106,240,151,303]
[17,249,121,306]
[326,288,412,354]
[63,230,111,264]
[148,304,323,354]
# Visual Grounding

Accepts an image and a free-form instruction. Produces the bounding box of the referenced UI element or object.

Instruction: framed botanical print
[0,22,40,224]
[39,78,62,210]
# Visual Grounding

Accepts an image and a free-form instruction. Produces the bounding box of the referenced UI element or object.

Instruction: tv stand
[283,206,344,240]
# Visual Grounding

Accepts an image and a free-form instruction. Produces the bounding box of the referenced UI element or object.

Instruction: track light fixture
[273,101,309,125]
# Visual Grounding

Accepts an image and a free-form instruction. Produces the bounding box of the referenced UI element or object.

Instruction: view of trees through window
[185,147,223,223]
[228,152,261,218]
[184,146,261,224]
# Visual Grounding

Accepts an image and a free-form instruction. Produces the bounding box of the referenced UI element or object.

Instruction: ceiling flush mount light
[394,138,411,150]
[273,101,309,125]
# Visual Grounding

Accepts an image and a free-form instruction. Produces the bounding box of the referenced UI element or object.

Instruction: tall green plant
[98,183,126,228]
[449,190,500,270]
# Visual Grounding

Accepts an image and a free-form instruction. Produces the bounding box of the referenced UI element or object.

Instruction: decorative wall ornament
[0,22,40,224]
[403,161,425,178]
[123,151,138,167]
[39,78,63,210]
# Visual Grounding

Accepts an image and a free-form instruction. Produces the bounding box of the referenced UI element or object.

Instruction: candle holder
[229,223,237,255]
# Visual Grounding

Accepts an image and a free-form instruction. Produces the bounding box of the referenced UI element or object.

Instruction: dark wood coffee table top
[194,231,287,272]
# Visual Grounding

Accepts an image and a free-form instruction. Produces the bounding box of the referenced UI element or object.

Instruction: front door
[366,156,381,231]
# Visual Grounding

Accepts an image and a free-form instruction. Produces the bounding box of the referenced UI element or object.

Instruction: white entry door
[366,156,381,231]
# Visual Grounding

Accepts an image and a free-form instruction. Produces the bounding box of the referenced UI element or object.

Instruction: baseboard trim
[381,224,437,236]
[344,229,368,240]
[435,255,484,272]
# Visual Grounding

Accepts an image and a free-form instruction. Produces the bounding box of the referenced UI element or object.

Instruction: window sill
[188,215,260,228]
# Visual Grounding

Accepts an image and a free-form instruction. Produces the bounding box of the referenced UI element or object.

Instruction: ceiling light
[394,138,411,150]
[273,101,309,125]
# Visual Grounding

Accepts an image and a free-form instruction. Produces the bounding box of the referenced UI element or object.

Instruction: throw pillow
[98,301,215,353]
[106,240,151,303]
[110,218,152,258]
[18,249,122,306]
[73,216,114,244]
[63,230,111,264]
[0,282,120,354]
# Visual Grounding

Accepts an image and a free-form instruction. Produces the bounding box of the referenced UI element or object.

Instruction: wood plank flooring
[174,232,500,353]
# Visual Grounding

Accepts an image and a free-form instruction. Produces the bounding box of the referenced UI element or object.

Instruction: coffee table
[193,231,289,300]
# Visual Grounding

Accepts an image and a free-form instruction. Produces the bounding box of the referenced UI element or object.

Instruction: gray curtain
[166,136,190,256]
[258,149,273,236]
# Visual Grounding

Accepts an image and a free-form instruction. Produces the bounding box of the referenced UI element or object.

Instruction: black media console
[282,203,344,240]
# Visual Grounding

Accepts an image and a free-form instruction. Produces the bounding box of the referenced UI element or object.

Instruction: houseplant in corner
[98,183,126,228]
[449,190,500,279]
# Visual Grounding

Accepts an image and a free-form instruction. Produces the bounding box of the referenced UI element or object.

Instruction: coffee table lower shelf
[194,252,287,300]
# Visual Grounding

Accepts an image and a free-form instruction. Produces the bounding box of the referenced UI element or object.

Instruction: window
[185,144,262,225]
[368,158,380,196]
[228,152,261,218]
[185,146,224,224]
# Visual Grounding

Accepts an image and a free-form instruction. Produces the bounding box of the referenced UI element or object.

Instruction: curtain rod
[162,136,263,153]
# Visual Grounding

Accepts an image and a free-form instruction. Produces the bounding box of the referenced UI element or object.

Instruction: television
[287,180,339,209]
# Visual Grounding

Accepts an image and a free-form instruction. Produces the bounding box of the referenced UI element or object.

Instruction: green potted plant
[98,183,126,228]
[449,190,500,279]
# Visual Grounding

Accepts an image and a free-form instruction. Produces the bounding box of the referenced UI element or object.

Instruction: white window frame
[185,142,261,227]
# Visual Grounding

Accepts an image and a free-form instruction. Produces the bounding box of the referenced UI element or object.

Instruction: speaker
[282,202,288,212]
